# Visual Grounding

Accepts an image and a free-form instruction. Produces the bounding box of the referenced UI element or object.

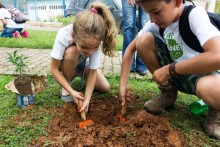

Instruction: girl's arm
[80,68,97,112]
[50,58,84,103]
[120,37,137,105]
[1,18,6,29]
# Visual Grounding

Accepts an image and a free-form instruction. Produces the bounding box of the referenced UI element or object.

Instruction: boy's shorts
[152,33,220,95]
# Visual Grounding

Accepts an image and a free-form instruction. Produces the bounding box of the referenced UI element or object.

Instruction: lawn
[0,29,220,146]
[0,29,123,51]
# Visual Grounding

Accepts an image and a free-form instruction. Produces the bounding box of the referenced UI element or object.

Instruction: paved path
[0,47,122,75]
[0,23,147,78]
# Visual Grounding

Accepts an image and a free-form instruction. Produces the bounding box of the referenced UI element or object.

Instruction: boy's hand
[120,85,131,116]
[152,65,171,86]
[128,0,135,7]
[120,85,127,106]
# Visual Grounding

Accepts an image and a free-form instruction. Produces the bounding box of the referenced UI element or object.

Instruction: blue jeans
[0,27,23,38]
[121,0,149,73]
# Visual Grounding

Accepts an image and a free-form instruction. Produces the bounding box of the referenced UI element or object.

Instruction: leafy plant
[7,50,28,79]
[56,15,74,26]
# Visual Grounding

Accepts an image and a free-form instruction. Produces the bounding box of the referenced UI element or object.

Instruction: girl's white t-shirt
[138,6,220,62]
[50,24,101,69]
[0,8,23,28]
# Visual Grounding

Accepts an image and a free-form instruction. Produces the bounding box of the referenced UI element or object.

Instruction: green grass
[0,74,220,146]
[0,30,57,49]
[0,29,123,51]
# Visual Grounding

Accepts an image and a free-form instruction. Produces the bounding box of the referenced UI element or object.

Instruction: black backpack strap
[207,12,220,30]
[159,27,165,38]
[179,5,204,52]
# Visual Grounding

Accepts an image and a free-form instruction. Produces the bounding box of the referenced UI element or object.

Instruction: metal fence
[1,0,219,23]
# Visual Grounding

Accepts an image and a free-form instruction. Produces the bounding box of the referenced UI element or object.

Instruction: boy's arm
[120,37,137,105]
[175,37,220,75]
[80,69,97,112]
[154,37,220,85]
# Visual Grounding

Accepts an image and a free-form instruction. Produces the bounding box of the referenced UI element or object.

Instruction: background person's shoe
[13,31,22,38]
[21,31,29,38]
[136,70,147,76]
[144,85,178,114]
[204,107,220,139]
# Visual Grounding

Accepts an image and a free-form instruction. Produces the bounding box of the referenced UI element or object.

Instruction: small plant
[7,50,32,96]
[56,15,74,26]
[7,50,28,80]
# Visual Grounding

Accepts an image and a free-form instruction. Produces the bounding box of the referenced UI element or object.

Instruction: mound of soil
[46,95,185,146]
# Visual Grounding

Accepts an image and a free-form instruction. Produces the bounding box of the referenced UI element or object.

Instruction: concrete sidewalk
[0,47,122,75]
[0,22,147,78]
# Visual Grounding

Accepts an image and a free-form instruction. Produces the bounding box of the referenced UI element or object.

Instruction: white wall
[193,0,216,12]
[27,0,70,21]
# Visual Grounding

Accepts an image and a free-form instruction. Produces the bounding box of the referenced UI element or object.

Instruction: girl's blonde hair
[73,2,118,56]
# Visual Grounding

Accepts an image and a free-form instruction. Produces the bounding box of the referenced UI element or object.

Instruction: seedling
[7,50,28,80]
[7,50,32,96]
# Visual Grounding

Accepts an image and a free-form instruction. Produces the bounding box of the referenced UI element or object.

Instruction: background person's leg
[121,0,136,71]
[136,5,149,75]
[1,27,23,38]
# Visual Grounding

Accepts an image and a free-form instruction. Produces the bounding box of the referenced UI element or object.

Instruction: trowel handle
[78,93,86,120]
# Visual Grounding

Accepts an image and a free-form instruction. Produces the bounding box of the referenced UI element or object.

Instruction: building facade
[27,0,70,21]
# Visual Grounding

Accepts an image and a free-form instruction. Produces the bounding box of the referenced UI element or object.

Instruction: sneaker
[136,70,147,76]
[21,31,29,38]
[60,89,73,103]
[144,85,178,114]
[13,31,22,38]
[204,107,220,139]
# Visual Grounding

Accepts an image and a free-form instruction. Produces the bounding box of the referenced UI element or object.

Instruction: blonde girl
[50,2,117,112]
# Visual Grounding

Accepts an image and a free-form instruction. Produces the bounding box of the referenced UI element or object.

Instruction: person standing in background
[121,0,149,76]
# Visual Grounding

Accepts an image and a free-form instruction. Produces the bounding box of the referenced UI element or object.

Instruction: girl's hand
[70,91,84,104]
[152,65,171,86]
[80,99,90,113]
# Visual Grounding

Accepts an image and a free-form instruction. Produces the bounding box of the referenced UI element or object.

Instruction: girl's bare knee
[63,46,78,61]
[100,82,110,92]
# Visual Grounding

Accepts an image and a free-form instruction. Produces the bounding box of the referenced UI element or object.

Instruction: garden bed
[41,94,185,146]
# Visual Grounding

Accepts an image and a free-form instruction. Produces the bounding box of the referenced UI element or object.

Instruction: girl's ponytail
[73,2,118,57]
[90,2,118,56]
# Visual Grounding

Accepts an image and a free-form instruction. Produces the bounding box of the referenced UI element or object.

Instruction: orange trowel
[78,92,94,129]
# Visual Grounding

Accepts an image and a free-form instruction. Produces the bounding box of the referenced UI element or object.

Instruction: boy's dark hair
[135,0,171,3]
[135,0,192,3]
[0,2,6,8]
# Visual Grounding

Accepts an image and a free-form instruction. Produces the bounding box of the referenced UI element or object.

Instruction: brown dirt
[14,75,33,95]
[45,95,185,146]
